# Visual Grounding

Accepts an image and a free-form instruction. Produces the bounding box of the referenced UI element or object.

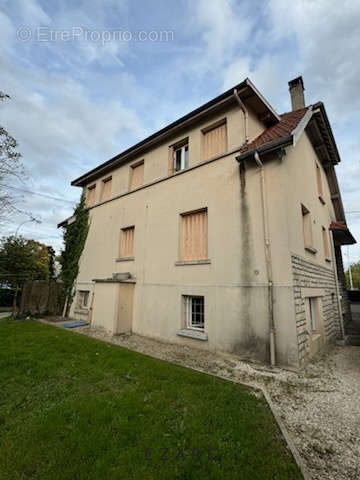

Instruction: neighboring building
[59,76,355,368]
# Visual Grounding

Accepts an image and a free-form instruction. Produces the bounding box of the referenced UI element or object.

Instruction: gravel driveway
[66,323,360,479]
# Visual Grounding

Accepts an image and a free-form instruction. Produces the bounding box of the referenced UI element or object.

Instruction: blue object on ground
[62,321,88,329]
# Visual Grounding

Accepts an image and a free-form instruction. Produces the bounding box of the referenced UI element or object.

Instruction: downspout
[329,230,345,339]
[234,88,249,144]
[254,151,276,367]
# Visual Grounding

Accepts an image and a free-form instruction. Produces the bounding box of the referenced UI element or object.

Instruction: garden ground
[0,318,302,480]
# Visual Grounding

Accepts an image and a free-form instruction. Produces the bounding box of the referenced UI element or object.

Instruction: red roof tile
[330,221,347,230]
[240,107,309,154]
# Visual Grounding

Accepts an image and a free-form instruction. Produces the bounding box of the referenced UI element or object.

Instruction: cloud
[0,0,359,264]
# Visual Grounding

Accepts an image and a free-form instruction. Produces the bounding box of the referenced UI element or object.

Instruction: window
[174,142,189,172]
[308,297,318,331]
[86,185,96,206]
[100,176,112,202]
[120,226,135,258]
[315,162,325,203]
[180,208,208,261]
[185,296,204,330]
[202,120,227,160]
[130,161,144,190]
[322,226,330,260]
[78,290,89,309]
[301,204,314,250]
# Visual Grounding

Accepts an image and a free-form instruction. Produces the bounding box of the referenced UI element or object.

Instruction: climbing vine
[59,193,89,315]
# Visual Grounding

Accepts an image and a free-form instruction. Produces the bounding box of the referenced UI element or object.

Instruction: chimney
[288,76,305,110]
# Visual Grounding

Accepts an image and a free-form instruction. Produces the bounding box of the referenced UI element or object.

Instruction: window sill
[318,195,326,205]
[325,257,331,263]
[116,256,134,262]
[74,309,88,315]
[175,259,211,266]
[305,246,317,254]
[176,329,208,341]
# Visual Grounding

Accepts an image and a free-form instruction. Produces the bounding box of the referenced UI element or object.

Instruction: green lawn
[0,319,302,480]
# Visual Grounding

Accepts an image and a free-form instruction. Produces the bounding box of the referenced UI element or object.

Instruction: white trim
[301,288,325,298]
[292,107,313,146]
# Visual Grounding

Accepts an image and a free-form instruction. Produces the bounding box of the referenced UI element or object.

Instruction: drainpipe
[254,151,276,367]
[329,230,345,339]
[234,88,249,144]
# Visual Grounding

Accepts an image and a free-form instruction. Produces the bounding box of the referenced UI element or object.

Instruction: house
[59,76,355,368]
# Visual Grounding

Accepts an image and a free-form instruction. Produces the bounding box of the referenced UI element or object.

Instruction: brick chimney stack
[288,76,305,111]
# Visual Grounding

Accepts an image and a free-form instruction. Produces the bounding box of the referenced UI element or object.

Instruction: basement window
[185,296,204,331]
[308,297,319,332]
[78,290,89,309]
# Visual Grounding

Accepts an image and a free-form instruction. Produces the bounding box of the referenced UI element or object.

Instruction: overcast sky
[0,0,359,266]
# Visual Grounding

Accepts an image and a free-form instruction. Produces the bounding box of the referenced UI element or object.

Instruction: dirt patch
[69,325,360,479]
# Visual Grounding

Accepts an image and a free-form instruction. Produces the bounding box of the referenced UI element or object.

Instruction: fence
[19,281,63,315]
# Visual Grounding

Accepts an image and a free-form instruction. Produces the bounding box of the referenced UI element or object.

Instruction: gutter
[236,135,293,163]
[329,230,345,339]
[233,88,249,144]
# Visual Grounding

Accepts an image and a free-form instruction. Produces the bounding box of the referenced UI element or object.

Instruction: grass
[0,319,302,480]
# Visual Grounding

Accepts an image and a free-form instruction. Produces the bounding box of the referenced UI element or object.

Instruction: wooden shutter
[100,177,112,202]
[316,163,323,197]
[180,209,208,261]
[302,205,313,247]
[87,185,96,206]
[120,227,135,258]
[203,121,227,160]
[322,227,330,259]
[168,146,174,175]
[130,162,144,190]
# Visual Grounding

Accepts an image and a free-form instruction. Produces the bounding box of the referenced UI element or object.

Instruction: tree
[346,261,360,289]
[0,236,51,289]
[59,194,89,316]
[47,246,56,280]
[0,92,25,223]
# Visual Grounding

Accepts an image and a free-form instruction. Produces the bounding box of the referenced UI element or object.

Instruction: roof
[239,107,308,155]
[330,221,356,246]
[71,78,280,187]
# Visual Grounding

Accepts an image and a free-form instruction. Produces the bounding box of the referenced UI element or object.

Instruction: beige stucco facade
[67,81,351,368]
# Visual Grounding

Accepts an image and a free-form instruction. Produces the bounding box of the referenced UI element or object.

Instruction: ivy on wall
[59,193,89,316]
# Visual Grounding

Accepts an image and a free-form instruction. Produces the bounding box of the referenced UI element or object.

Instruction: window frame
[179,207,208,262]
[185,295,205,331]
[322,226,331,262]
[86,184,96,206]
[78,290,89,309]
[129,160,145,191]
[201,118,227,160]
[308,297,319,332]
[315,161,325,204]
[173,141,189,173]
[119,225,135,259]
[100,176,112,202]
[301,204,316,253]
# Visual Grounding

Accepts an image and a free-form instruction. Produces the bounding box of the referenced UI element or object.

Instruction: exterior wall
[71,148,275,363]
[70,103,346,368]
[84,103,250,207]
[281,131,344,364]
[291,254,340,365]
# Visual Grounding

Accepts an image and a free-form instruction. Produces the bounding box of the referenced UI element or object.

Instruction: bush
[0,288,15,307]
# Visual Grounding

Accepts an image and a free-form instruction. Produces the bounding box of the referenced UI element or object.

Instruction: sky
[0,0,359,267]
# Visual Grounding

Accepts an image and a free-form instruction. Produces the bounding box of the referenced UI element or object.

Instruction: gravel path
[61,323,360,479]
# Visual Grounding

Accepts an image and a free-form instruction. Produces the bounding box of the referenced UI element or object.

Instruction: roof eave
[71,78,280,187]
[235,135,293,163]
